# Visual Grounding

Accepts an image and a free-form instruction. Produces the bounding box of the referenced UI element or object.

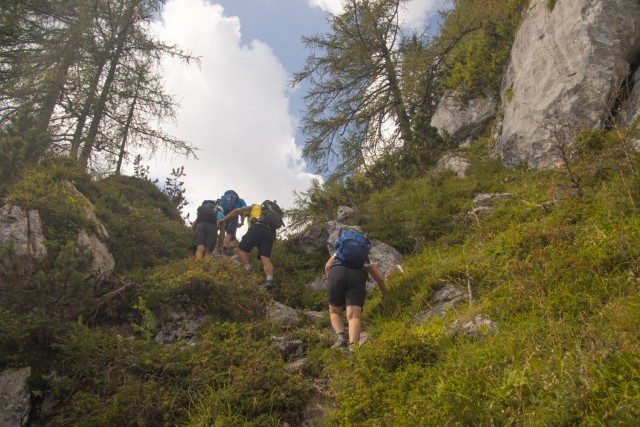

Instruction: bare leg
[237,248,250,265]
[260,256,273,276]
[329,305,345,334]
[346,305,363,345]
[195,244,205,259]
[216,227,225,254]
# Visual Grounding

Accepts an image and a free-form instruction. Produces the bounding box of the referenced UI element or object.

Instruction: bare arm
[325,255,336,276]
[368,263,387,297]
[219,207,244,224]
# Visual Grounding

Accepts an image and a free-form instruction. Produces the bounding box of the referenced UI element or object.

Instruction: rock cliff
[498,0,640,167]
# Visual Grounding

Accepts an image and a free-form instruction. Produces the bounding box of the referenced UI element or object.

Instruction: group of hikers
[191,190,387,351]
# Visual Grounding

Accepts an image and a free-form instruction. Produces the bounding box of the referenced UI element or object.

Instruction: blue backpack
[335,229,371,268]
[220,190,239,213]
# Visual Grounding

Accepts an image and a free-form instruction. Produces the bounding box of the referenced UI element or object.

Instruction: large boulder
[498,0,640,168]
[0,367,31,427]
[431,90,497,144]
[0,205,47,264]
[77,229,115,282]
[302,207,404,292]
[295,224,330,255]
[436,154,471,178]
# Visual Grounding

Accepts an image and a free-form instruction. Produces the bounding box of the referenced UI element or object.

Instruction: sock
[266,275,273,281]
[244,264,252,272]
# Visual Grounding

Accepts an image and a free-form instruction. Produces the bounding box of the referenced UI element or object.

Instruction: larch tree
[0,0,196,179]
[292,0,417,178]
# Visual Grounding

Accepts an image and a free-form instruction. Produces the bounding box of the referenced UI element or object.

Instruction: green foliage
[6,157,95,253]
[440,0,528,96]
[319,134,640,425]
[546,0,557,12]
[269,239,327,310]
[505,88,513,102]
[45,320,310,426]
[186,322,311,425]
[46,321,194,426]
[92,174,192,272]
[0,105,51,195]
[138,258,268,322]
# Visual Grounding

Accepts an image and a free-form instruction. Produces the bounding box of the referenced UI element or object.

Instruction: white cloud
[307,0,446,30]
[307,0,343,15]
[148,0,320,228]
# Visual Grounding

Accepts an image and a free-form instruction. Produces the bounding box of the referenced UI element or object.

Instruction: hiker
[218,200,284,289]
[217,190,247,256]
[192,200,223,259]
[324,229,386,350]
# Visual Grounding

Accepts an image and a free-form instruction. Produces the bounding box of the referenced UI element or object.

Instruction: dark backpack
[258,200,284,230]
[220,190,239,212]
[196,200,219,223]
[335,229,371,268]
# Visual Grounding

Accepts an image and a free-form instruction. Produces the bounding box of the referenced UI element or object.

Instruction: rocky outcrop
[296,208,403,282]
[296,224,330,255]
[77,229,115,282]
[298,207,403,294]
[0,367,31,427]
[498,0,640,168]
[0,205,47,264]
[467,193,514,224]
[65,182,109,239]
[154,308,212,345]
[267,301,300,329]
[431,90,497,144]
[436,154,471,178]
[415,282,468,323]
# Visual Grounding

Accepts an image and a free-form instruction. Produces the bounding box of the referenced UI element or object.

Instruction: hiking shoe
[263,279,274,290]
[225,247,236,256]
[331,333,348,349]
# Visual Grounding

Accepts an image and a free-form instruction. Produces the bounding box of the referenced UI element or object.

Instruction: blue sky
[147,0,447,230]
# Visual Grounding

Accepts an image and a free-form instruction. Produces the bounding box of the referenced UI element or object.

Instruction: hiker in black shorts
[218,204,277,289]
[325,250,386,350]
[192,200,221,259]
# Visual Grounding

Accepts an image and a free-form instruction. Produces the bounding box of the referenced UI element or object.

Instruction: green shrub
[186,322,311,425]
[92,175,192,272]
[138,258,268,322]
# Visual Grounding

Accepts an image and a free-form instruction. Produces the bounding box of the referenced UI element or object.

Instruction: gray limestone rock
[0,367,31,427]
[77,229,115,282]
[0,205,47,263]
[431,90,497,143]
[436,154,471,178]
[498,0,640,168]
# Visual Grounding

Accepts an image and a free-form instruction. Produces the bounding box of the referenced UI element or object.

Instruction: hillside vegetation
[1,129,638,425]
[2,0,639,425]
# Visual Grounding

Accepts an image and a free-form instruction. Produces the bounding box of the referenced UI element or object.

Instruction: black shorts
[224,216,239,239]
[192,221,218,250]
[327,265,368,308]
[238,224,275,259]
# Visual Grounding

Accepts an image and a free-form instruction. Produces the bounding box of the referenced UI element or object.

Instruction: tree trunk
[79,0,139,169]
[70,61,107,159]
[115,85,139,175]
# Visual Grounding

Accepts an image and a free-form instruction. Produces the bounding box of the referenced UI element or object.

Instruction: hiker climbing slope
[219,200,284,290]
[218,190,246,256]
[325,229,386,350]
[192,199,223,259]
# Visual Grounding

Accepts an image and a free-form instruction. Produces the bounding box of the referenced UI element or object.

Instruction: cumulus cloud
[307,0,446,30]
[149,0,319,225]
